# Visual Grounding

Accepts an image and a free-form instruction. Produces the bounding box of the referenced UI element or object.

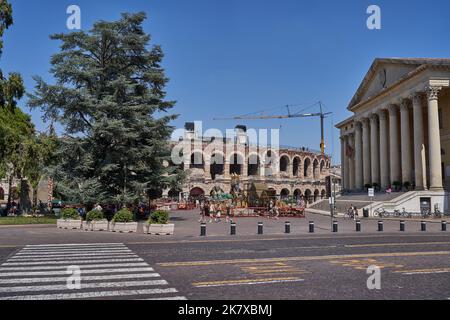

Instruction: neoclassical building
[167,124,331,203]
[337,58,450,209]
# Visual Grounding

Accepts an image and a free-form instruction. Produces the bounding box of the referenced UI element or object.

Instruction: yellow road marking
[192,277,303,287]
[345,241,450,248]
[157,251,450,267]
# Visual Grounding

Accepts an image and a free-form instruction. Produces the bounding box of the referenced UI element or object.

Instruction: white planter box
[57,219,82,230]
[111,222,138,233]
[84,220,109,231]
[146,224,174,235]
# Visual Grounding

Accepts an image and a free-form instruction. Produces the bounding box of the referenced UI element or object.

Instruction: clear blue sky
[3,0,450,164]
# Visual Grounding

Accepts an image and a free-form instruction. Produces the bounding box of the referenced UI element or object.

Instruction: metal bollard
[332,220,338,233]
[442,221,447,232]
[378,221,384,232]
[258,222,263,235]
[356,220,361,232]
[421,221,427,232]
[285,221,291,234]
[400,220,405,232]
[200,223,206,237]
[309,221,315,233]
[230,222,236,235]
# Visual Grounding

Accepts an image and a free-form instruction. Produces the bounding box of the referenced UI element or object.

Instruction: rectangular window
[438,108,443,129]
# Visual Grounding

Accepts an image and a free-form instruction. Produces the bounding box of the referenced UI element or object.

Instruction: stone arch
[320,159,326,173]
[229,153,244,175]
[264,150,278,176]
[280,188,290,200]
[210,152,225,180]
[168,188,181,199]
[304,189,313,204]
[313,159,320,180]
[190,152,204,170]
[314,189,320,202]
[292,157,301,177]
[279,154,290,173]
[190,187,205,198]
[293,189,302,200]
[247,153,261,176]
[303,158,311,178]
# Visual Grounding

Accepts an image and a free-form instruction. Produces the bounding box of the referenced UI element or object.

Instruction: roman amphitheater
[166,125,332,203]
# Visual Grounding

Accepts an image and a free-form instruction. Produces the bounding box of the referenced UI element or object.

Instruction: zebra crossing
[0,243,186,300]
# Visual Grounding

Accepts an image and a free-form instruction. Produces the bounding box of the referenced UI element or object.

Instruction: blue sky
[3,0,450,163]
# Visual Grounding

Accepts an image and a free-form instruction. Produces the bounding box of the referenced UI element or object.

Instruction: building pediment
[348,58,450,111]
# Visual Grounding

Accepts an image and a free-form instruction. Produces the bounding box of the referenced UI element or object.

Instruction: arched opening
[190,187,205,199]
[168,188,181,200]
[314,189,320,202]
[320,160,325,173]
[313,159,319,179]
[304,189,312,204]
[280,156,289,172]
[321,189,327,199]
[190,152,204,170]
[280,189,290,200]
[230,153,243,175]
[293,157,301,177]
[210,153,224,180]
[293,189,302,200]
[247,154,260,176]
[264,150,277,176]
[304,158,311,178]
[0,187,4,201]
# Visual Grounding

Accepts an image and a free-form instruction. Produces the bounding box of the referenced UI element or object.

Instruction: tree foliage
[28,12,185,205]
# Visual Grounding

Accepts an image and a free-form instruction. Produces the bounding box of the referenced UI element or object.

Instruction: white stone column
[354,122,363,190]
[400,99,413,185]
[379,109,390,189]
[340,136,346,189]
[370,114,380,186]
[348,133,355,190]
[426,86,444,191]
[412,93,427,190]
[343,135,350,190]
[362,118,371,186]
[388,104,401,185]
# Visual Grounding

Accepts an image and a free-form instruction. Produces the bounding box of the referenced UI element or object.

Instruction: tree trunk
[6,174,13,212]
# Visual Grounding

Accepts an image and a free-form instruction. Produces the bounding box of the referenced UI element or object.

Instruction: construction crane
[214,102,332,155]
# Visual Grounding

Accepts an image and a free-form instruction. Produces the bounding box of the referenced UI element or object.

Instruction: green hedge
[61,208,80,220]
[86,210,104,222]
[148,210,169,225]
[113,208,134,223]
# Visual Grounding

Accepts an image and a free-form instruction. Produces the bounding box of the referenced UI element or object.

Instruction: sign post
[329,196,335,229]
[368,188,375,217]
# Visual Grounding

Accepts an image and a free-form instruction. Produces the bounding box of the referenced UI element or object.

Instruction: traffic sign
[368,188,375,197]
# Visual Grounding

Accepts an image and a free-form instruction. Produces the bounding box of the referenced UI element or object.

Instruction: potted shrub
[84,210,109,231]
[403,181,411,191]
[146,210,174,235]
[57,208,82,230]
[393,181,401,192]
[372,183,380,192]
[111,208,138,233]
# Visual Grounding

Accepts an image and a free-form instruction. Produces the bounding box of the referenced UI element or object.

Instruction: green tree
[0,0,31,212]
[28,12,185,206]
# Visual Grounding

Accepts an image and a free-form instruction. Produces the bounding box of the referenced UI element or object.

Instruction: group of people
[198,200,233,223]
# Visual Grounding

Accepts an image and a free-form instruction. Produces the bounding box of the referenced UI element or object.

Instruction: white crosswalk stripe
[0,243,186,300]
